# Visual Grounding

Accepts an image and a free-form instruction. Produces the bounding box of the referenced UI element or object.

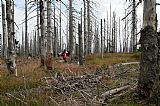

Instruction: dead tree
[87,0,91,54]
[34,30,36,56]
[119,17,122,52]
[37,0,40,56]
[69,0,74,60]
[1,2,7,59]
[106,11,109,52]
[83,0,87,56]
[78,22,83,65]
[53,0,58,58]
[40,0,46,66]
[101,19,103,59]
[104,19,106,52]
[46,0,53,70]
[109,3,112,52]
[59,0,62,51]
[132,0,137,52]
[6,0,17,76]
[78,8,84,66]
[25,0,29,56]
[21,27,24,55]
[94,20,98,53]
[137,0,160,99]
[112,11,116,52]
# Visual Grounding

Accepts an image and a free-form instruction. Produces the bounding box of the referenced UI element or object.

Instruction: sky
[0,0,160,45]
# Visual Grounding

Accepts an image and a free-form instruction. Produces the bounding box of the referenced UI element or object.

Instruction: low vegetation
[0,53,147,106]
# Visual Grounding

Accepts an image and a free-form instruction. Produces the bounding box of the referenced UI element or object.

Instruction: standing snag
[6,0,17,76]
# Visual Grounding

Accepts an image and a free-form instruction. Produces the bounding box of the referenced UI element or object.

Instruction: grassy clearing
[0,53,141,106]
[86,52,140,67]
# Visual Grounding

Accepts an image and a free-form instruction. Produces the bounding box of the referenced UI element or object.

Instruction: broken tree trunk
[6,0,17,76]
[137,0,159,99]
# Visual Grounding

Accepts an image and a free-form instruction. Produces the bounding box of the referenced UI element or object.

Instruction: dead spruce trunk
[137,0,159,99]
[6,0,17,76]
[40,0,46,66]
[138,26,158,98]
[46,0,53,70]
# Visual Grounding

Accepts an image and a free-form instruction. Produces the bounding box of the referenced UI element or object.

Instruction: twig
[121,0,142,20]
[49,96,60,106]
[6,93,27,105]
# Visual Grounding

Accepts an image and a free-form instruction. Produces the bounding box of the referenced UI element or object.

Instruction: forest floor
[0,52,158,106]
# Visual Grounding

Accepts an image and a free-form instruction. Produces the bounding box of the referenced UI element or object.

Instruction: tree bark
[6,0,17,76]
[137,0,159,99]
[37,0,40,56]
[83,0,87,56]
[78,24,83,65]
[69,0,74,60]
[87,0,91,54]
[2,2,7,59]
[138,26,158,98]
[40,0,46,66]
[46,0,53,70]
[25,0,29,56]
[101,19,103,59]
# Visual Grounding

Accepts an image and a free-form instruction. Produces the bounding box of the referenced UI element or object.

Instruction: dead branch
[49,96,60,106]
[6,93,27,105]
[121,0,142,21]
[101,85,131,98]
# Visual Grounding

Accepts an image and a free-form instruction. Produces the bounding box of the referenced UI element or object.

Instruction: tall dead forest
[0,0,160,105]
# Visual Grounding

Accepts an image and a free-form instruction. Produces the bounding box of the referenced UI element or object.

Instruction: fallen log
[114,62,139,67]
[101,85,131,98]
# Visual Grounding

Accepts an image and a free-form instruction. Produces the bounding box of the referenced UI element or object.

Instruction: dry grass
[0,53,141,106]
[86,53,140,66]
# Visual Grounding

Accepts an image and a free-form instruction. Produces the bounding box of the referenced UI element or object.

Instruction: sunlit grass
[86,52,140,66]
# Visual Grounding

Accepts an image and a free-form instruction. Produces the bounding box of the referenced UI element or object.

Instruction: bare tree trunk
[34,30,36,56]
[101,19,103,59]
[83,0,87,56]
[6,0,17,76]
[87,0,91,54]
[59,1,62,52]
[109,3,112,52]
[78,8,83,66]
[119,17,122,53]
[2,2,7,59]
[30,38,32,56]
[40,0,46,66]
[25,0,29,56]
[53,0,57,58]
[46,0,53,70]
[104,19,106,52]
[106,11,109,52]
[132,0,137,52]
[37,0,40,56]
[137,0,159,99]
[69,0,74,60]
[78,23,83,65]
[22,27,24,55]
[123,9,127,52]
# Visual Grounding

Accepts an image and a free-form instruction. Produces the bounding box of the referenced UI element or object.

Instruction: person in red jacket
[62,49,68,62]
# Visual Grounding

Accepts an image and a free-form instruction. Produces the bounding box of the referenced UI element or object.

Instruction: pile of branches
[5,63,138,105]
